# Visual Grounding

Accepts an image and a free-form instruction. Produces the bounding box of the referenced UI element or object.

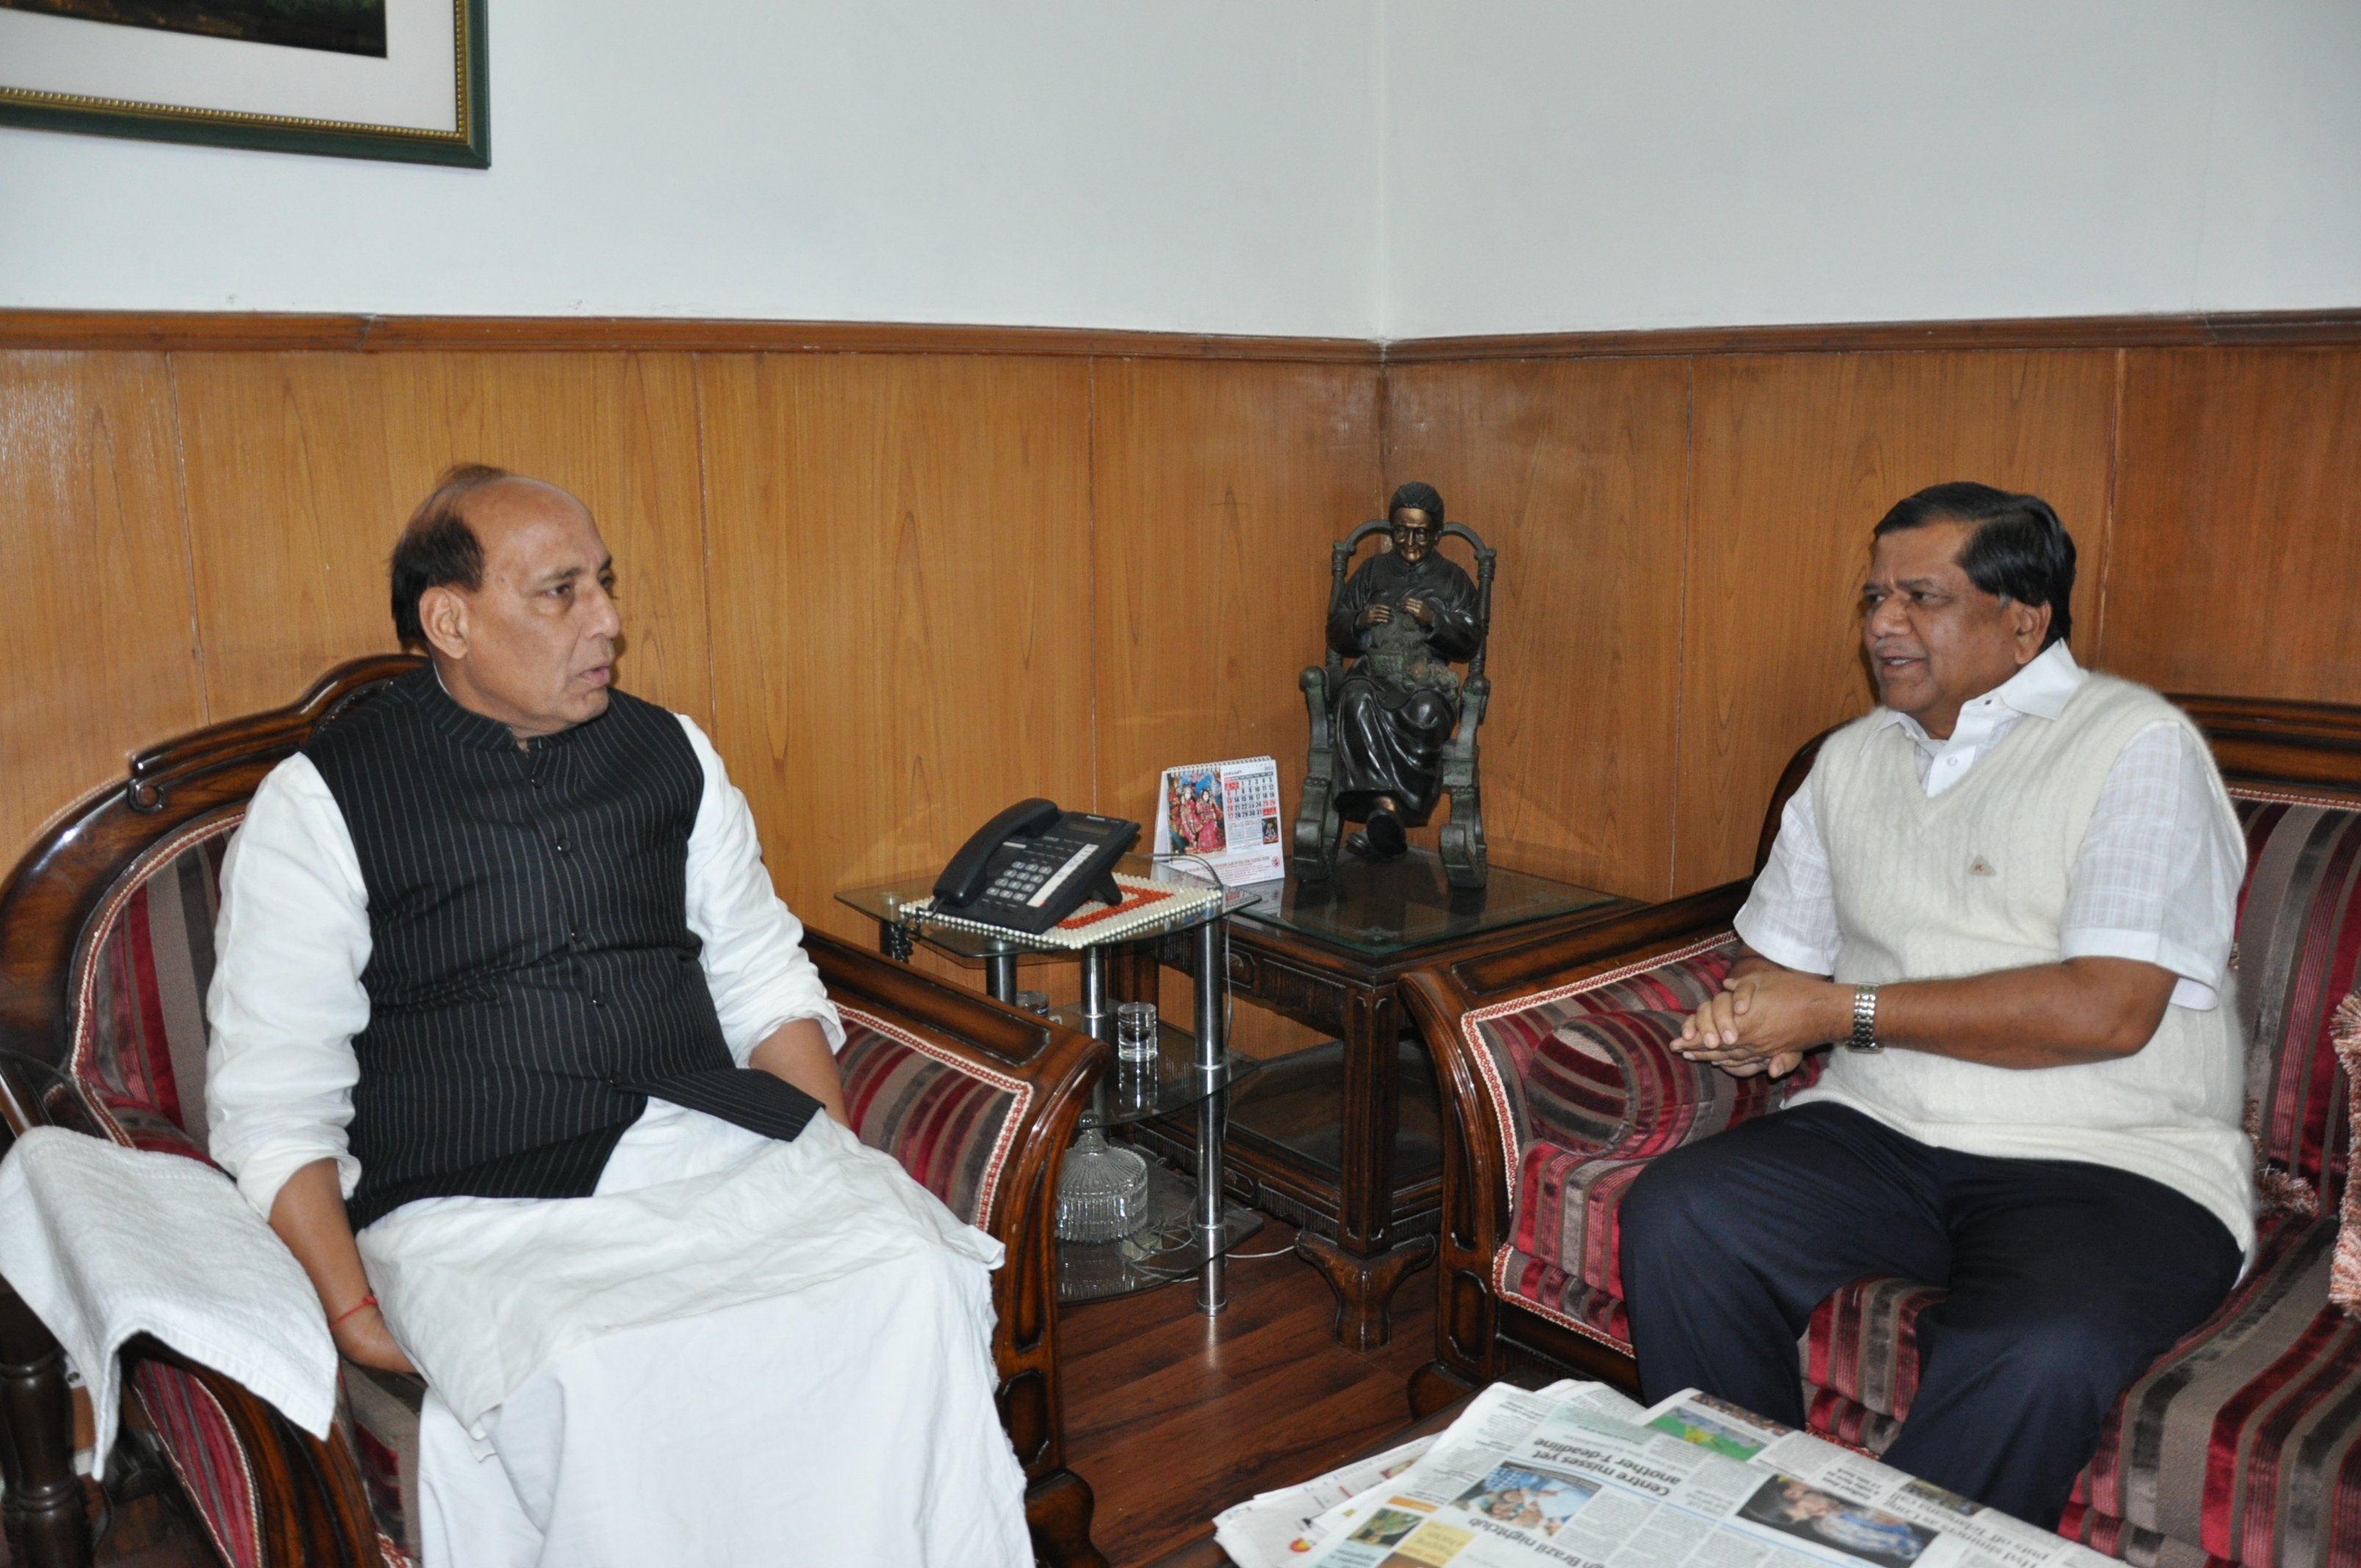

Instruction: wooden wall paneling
[2102,347,2361,703]
[168,352,714,727]
[1090,358,1382,836]
[1675,351,2117,893]
[0,352,208,863]
[698,354,1098,949]
[1382,358,1692,899]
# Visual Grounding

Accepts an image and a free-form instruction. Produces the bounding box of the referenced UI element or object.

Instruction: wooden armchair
[0,658,1109,1568]
[1401,694,2361,1568]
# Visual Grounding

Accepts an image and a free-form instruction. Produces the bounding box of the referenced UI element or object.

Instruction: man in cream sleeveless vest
[1620,482,2249,1528]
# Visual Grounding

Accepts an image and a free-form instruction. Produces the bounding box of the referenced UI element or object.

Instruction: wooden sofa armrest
[1426,880,1752,1009]
[0,1276,89,1568]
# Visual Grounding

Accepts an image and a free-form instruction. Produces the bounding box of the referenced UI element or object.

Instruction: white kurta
[204,712,1030,1567]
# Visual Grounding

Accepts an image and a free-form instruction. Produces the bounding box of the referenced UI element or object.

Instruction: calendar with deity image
[1156,755,1284,885]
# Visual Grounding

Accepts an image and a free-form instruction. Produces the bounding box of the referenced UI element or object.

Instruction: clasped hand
[1358,598,1435,631]
[1677,968,1846,1080]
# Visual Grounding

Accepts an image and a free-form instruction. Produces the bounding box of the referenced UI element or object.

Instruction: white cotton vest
[1785,673,2255,1253]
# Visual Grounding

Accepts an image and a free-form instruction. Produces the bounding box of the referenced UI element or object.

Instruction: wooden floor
[15,1211,1433,1568]
[1060,1214,1435,1567]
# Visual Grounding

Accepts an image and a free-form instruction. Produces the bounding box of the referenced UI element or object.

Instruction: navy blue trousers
[1619,1102,2241,1527]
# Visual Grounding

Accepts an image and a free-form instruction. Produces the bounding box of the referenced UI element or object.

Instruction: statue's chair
[1402,695,2361,1568]
[1292,520,1498,889]
[0,658,1109,1568]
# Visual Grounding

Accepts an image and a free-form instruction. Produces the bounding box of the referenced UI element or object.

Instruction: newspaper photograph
[1639,1391,2113,1568]
[1281,1382,2113,1568]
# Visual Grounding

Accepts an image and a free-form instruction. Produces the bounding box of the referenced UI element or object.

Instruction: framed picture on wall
[0,0,487,167]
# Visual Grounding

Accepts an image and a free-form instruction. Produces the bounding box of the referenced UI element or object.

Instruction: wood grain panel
[1674,351,2117,893]
[170,352,713,726]
[698,354,1097,946]
[0,352,206,863]
[2103,348,2361,703]
[1092,359,1382,835]
[1383,358,1692,899]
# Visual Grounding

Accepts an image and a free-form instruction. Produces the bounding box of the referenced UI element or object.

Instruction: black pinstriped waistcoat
[306,667,819,1229]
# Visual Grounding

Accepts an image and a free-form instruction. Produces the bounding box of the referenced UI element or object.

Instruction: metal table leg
[1194,918,1227,1315]
[1078,946,1111,1041]
[984,952,1020,1004]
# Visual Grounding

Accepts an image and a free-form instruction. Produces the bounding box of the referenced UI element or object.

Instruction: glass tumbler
[1114,1001,1158,1069]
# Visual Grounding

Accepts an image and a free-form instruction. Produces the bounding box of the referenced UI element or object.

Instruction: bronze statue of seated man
[1327,482,1482,860]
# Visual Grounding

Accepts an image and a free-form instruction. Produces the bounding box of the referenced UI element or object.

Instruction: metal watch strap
[1849,984,1882,1053]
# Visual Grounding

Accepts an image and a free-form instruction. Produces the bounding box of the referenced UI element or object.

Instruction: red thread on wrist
[329,1294,379,1331]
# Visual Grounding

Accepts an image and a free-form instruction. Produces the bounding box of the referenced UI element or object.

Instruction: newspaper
[1214,1434,1440,1567]
[1253,1382,2111,1568]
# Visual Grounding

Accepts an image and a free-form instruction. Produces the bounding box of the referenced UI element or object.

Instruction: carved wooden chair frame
[0,657,1111,1568]
[1292,518,1498,889]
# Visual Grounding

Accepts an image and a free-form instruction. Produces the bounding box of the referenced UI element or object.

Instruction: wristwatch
[1849,984,1882,1053]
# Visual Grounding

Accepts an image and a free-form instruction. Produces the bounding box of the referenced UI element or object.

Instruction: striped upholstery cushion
[1511,1009,1782,1298]
[129,1360,263,1568]
[2233,794,2361,1211]
[838,1004,1030,1227]
[1799,1276,1946,1443]
[72,823,235,1161]
[2067,1211,2354,1568]
[1492,1248,1631,1346]
[1462,935,1743,1183]
[1470,937,1795,1345]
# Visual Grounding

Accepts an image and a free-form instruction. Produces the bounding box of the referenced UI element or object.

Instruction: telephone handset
[932,799,1143,935]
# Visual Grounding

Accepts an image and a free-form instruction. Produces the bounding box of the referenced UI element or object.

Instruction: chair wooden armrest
[0,1274,90,1568]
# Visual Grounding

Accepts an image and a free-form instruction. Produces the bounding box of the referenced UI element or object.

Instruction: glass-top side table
[1135,848,1630,1349]
[1227,846,1620,957]
[838,855,1258,1313]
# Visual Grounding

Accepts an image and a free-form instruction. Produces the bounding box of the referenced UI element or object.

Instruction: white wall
[7,2,2358,338]
[0,4,1383,337]
[1382,0,2361,338]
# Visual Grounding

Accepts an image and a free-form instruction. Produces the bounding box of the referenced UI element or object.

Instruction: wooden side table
[1139,850,1630,1351]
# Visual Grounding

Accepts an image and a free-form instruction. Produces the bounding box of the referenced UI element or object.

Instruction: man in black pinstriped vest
[261,466,851,1376]
[203,467,1029,1564]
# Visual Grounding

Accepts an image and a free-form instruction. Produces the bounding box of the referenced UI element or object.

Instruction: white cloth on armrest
[0,1127,338,1476]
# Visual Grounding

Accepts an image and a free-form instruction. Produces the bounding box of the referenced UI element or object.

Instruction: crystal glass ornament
[1054,1124,1150,1243]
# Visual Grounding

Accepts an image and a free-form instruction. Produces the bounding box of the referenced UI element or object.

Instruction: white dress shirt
[1737,643,2244,1009]
[206,714,844,1222]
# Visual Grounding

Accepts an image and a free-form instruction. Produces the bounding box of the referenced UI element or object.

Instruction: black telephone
[932,799,1142,934]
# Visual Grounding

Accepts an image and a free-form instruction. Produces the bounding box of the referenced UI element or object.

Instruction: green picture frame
[0,0,488,168]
